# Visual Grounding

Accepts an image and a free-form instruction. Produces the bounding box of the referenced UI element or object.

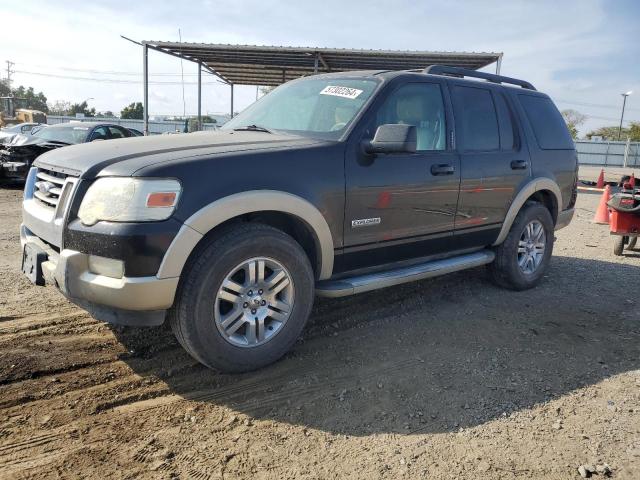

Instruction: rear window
[452,85,499,151]
[518,95,574,150]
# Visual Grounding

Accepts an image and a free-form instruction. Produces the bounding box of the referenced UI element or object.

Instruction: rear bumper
[21,225,178,326]
[555,208,575,231]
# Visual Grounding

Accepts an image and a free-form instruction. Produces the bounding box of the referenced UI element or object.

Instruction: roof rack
[423,65,536,90]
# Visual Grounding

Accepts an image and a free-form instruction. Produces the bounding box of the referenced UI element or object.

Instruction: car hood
[1,134,68,153]
[34,130,327,178]
[0,131,16,144]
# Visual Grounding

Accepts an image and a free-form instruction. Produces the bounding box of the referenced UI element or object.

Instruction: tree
[95,111,115,118]
[561,109,587,139]
[67,101,95,117]
[585,124,640,142]
[12,85,48,112]
[628,122,640,141]
[0,79,10,97]
[121,102,143,120]
[259,86,276,96]
[47,100,72,116]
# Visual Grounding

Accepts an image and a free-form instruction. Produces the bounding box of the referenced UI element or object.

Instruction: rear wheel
[488,202,554,290]
[627,236,637,250]
[613,236,627,256]
[169,223,315,372]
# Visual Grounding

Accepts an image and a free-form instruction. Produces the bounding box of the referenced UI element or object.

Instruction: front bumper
[555,208,575,231]
[0,160,29,180]
[21,225,179,326]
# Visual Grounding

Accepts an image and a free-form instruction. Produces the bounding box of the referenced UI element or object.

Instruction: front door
[341,80,460,272]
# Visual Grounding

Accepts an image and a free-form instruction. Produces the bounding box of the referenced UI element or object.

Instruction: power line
[555,98,640,113]
[13,61,206,76]
[14,70,226,85]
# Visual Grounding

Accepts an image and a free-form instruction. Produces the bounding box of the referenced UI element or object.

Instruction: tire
[488,202,555,291]
[613,236,627,256]
[627,236,637,250]
[168,223,315,372]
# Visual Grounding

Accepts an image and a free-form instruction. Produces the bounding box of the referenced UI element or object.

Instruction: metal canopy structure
[138,41,503,135]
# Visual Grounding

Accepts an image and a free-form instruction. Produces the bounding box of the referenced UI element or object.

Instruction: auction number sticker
[320,85,363,99]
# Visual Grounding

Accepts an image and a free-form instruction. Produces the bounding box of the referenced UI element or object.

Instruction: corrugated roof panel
[142,41,501,85]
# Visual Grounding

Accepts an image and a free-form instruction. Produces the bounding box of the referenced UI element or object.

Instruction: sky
[2,0,639,135]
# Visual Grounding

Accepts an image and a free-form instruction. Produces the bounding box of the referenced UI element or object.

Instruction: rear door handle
[510,160,528,170]
[431,164,455,175]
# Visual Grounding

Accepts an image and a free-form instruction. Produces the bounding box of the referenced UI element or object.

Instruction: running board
[315,250,495,298]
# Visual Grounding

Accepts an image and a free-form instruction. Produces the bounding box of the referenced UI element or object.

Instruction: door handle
[510,160,528,170]
[431,164,455,175]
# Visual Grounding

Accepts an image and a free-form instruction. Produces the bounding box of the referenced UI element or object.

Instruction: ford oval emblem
[35,181,55,195]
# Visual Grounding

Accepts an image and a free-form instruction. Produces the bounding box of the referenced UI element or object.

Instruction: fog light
[88,255,124,279]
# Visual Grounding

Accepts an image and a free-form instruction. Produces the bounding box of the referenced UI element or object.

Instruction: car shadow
[111,255,640,436]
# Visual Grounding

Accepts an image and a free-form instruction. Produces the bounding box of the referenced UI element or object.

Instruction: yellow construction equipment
[0,97,47,128]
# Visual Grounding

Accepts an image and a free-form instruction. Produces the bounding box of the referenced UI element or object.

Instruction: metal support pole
[197,61,202,131]
[495,53,503,75]
[623,137,631,168]
[230,83,234,118]
[314,53,319,74]
[618,94,629,141]
[142,44,149,136]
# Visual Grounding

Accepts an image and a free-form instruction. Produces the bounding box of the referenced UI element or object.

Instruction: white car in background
[0,123,43,145]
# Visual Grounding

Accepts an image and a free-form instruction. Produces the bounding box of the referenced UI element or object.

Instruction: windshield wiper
[233,124,272,134]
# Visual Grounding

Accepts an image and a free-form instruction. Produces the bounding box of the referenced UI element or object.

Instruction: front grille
[33,168,75,210]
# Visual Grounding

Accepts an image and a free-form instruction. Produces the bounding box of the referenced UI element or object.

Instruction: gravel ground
[0,186,639,479]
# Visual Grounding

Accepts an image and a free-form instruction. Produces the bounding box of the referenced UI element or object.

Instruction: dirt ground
[0,186,639,480]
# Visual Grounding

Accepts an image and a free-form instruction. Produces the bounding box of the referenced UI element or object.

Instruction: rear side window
[452,85,499,151]
[518,95,574,149]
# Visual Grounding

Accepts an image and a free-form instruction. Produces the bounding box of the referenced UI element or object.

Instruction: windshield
[222,77,379,140]
[33,125,90,144]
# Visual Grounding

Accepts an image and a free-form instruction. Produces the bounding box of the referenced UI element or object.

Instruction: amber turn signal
[146,192,177,208]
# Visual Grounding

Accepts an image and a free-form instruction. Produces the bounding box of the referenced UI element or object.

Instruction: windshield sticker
[320,85,363,99]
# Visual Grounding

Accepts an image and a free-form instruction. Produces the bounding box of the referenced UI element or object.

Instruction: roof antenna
[178,28,186,117]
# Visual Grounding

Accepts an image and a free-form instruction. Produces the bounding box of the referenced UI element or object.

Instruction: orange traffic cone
[593,184,612,224]
[596,169,605,189]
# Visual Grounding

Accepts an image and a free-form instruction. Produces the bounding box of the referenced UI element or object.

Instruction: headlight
[78,177,181,226]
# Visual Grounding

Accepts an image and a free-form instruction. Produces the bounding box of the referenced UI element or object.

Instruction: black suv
[20,66,577,372]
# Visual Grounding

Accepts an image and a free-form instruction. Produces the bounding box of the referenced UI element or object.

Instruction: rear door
[341,78,461,271]
[449,82,530,248]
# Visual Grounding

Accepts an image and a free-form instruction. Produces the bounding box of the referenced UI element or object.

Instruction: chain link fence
[575,140,640,167]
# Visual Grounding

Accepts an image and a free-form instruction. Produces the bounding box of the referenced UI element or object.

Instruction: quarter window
[519,94,574,150]
[452,86,500,151]
[373,83,446,151]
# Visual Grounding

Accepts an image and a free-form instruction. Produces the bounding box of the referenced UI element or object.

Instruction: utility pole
[5,60,14,90]
[618,91,633,141]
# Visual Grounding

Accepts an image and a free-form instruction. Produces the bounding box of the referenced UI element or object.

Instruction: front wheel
[488,202,555,290]
[168,223,315,372]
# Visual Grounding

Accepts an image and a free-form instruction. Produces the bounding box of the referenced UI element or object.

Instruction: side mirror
[364,124,417,155]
